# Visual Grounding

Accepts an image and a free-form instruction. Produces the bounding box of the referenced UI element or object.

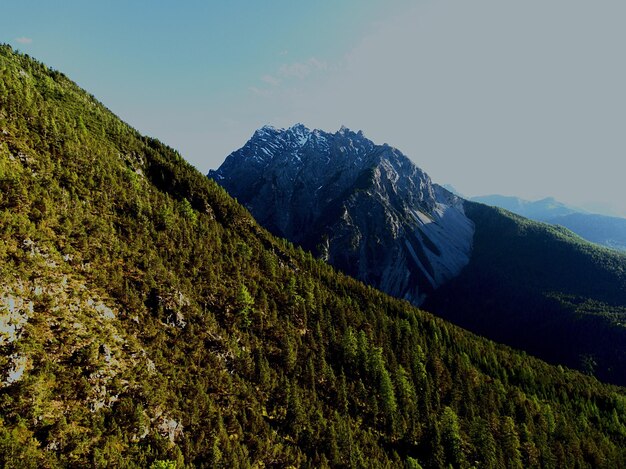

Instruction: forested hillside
[425,203,626,386]
[1,44,626,468]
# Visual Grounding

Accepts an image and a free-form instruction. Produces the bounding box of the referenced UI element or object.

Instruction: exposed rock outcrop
[209,124,474,304]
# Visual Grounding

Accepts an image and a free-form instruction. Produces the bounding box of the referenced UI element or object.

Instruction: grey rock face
[209,124,474,305]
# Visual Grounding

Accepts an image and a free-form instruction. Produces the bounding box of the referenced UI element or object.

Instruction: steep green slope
[1,44,626,468]
[425,203,626,386]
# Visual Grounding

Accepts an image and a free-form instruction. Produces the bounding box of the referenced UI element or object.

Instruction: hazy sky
[3,1,626,216]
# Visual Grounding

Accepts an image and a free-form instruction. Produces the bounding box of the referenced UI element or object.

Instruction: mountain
[209,124,475,305]
[2,45,626,468]
[471,194,626,251]
[548,212,626,251]
[211,125,626,387]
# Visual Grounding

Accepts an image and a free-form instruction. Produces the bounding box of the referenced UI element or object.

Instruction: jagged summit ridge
[230,124,372,169]
[209,124,475,305]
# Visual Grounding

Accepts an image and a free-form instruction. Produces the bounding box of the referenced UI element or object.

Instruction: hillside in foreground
[1,45,626,468]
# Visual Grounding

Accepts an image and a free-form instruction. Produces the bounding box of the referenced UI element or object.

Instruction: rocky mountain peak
[210,125,475,305]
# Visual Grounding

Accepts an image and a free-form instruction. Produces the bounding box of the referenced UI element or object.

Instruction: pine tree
[441,406,465,467]
[236,284,254,328]
[501,416,523,469]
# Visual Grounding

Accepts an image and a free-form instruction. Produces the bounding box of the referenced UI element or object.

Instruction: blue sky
[3,1,626,216]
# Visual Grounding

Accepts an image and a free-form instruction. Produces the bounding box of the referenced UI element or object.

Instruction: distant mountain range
[470,194,580,219]
[471,194,626,251]
[211,124,626,386]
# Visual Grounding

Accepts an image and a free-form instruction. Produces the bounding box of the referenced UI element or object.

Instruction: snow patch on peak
[286,124,312,146]
[289,123,310,132]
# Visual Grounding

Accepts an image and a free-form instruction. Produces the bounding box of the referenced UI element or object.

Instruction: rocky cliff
[209,124,474,304]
